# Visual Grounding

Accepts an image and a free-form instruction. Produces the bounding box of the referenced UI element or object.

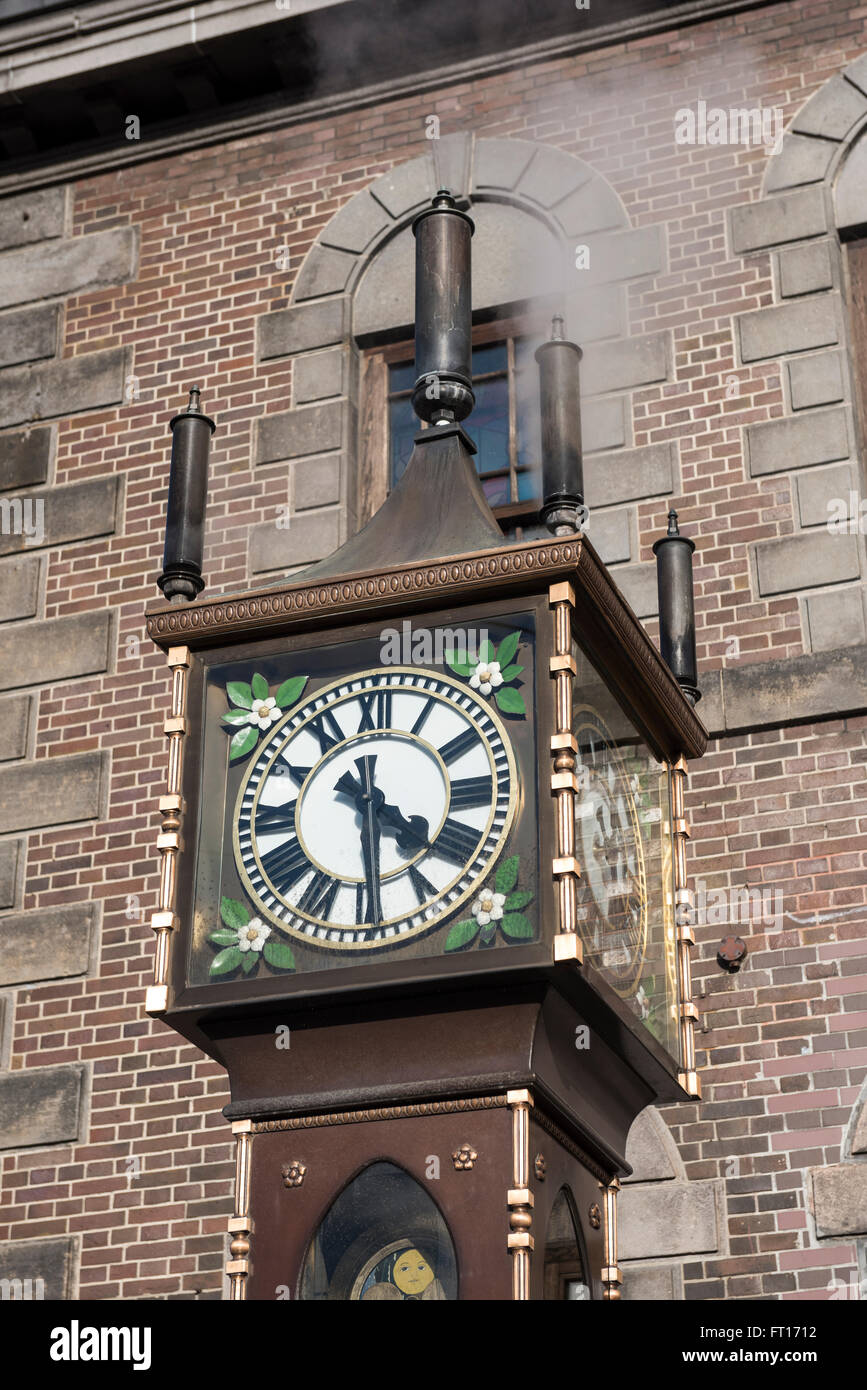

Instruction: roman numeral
[438,727,479,765]
[432,816,482,866]
[409,864,437,905]
[449,776,493,810]
[308,709,346,754]
[277,759,312,786]
[355,882,366,925]
[254,800,298,835]
[261,835,310,896]
[297,870,340,921]
[410,695,436,736]
[357,688,393,731]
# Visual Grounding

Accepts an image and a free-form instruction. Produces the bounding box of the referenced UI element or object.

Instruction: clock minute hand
[353,756,383,927]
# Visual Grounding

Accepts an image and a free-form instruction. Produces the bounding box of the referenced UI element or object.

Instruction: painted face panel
[235,668,517,950]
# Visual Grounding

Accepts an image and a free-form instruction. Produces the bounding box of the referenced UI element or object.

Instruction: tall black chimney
[411,189,474,426]
[653,509,700,705]
[535,315,585,535]
[157,386,216,604]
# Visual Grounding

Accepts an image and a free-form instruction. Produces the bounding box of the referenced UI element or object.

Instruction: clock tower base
[208,975,684,1300]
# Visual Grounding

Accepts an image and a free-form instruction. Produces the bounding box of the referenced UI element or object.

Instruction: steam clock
[145,191,706,1301]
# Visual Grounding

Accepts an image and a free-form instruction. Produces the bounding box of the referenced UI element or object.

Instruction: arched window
[542,1186,591,1301]
[254,137,666,587]
[352,190,569,544]
[299,1161,458,1301]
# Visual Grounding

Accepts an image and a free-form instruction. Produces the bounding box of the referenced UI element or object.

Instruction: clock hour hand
[375,801,430,854]
[334,768,430,853]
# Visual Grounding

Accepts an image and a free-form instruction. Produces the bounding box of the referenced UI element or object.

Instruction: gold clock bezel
[232,665,520,951]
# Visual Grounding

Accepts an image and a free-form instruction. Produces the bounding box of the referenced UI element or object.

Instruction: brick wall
[1,0,866,1299]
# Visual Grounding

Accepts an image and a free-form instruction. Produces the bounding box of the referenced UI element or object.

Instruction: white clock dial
[233,667,517,949]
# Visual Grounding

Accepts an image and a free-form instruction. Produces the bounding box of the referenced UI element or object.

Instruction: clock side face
[186,611,542,989]
[574,706,648,996]
[571,643,680,1061]
[233,667,517,949]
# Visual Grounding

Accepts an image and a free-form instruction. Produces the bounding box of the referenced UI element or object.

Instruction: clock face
[574,706,648,996]
[233,667,517,949]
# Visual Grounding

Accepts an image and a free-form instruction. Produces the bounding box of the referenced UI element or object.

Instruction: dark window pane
[516,423,539,474]
[471,342,508,376]
[390,397,418,485]
[388,360,416,394]
[514,335,538,373]
[472,375,510,477]
[387,337,532,495]
[515,338,541,472]
[482,475,511,507]
[516,470,538,502]
[543,1187,590,1301]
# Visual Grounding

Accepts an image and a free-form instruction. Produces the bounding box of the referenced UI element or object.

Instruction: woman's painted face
[393,1249,434,1295]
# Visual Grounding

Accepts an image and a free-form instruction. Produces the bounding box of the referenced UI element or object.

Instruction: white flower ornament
[249,696,281,730]
[471,888,506,926]
[236,917,271,953]
[469,660,504,698]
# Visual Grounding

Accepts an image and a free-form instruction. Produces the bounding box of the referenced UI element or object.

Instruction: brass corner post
[145,644,190,1016]
[227,1119,254,1300]
[600,1176,622,1300]
[507,1089,535,1299]
[548,582,582,962]
[671,756,700,1098]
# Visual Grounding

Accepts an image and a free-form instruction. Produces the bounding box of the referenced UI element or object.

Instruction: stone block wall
[0,0,865,1300]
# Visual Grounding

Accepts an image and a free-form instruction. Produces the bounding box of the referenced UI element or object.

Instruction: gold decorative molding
[670,760,700,1097]
[148,542,588,645]
[452,1142,478,1171]
[281,1160,306,1188]
[251,1094,508,1133]
[552,930,582,962]
[600,1176,622,1301]
[145,645,190,1015]
[529,1106,611,1187]
[678,1069,701,1098]
[144,984,168,1014]
[145,535,706,760]
[507,1090,534,1299]
[548,583,582,949]
[227,1119,254,1301]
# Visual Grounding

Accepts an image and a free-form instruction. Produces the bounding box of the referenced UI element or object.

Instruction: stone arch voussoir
[730,51,867,650]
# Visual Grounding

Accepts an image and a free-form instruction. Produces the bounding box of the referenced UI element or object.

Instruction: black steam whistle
[535,315,585,535]
[411,189,475,426]
[652,509,700,705]
[157,386,216,604]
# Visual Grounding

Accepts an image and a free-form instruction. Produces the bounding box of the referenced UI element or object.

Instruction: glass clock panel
[543,1187,590,1301]
[187,614,540,988]
[299,1162,458,1301]
[571,642,680,1060]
